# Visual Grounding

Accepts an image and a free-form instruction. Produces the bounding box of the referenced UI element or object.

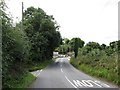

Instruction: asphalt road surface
[29,57,118,89]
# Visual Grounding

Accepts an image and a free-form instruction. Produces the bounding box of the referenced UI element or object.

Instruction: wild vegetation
[59,38,120,86]
[55,38,84,55]
[1,0,61,88]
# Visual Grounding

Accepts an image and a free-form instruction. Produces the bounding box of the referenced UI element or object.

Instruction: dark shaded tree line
[23,7,61,62]
[2,1,61,88]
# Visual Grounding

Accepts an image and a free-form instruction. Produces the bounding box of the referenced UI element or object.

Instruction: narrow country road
[29,57,118,89]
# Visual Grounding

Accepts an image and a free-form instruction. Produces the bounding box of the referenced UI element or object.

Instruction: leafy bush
[2,3,61,88]
[2,28,31,88]
[29,60,54,72]
[70,41,120,86]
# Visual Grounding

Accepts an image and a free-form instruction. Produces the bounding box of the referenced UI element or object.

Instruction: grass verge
[70,57,120,86]
[29,59,54,72]
[15,72,36,88]
[2,72,36,89]
[3,60,54,89]
[14,59,54,88]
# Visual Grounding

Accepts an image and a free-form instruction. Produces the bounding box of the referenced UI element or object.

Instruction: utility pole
[21,2,24,30]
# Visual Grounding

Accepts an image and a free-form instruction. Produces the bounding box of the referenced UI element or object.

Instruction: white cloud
[6,0,119,45]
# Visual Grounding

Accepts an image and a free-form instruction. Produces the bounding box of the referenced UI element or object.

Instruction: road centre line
[61,68,63,73]
[61,59,63,62]
[65,76,77,88]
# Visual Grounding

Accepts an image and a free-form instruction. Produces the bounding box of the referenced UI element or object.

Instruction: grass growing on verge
[3,72,36,89]
[15,72,36,88]
[70,57,120,86]
[2,60,54,89]
[29,59,54,72]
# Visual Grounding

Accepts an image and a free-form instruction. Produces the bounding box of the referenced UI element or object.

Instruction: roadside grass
[29,59,54,72]
[70,57,120,86]
[2,59,54,89]
[14,72,36,88]
[2,72,36,89]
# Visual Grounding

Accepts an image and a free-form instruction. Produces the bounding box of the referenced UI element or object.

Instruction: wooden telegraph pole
[21,2,24,30]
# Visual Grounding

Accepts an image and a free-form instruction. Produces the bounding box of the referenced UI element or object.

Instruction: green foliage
[57,44,70,54]
[2,4,61,88]
[23,7,61,61]
[70,41,120,86]
[15,73,35,88]
[63,38,70,44]
[74,38,79,58]
[69,38,85,50]
[85,42,101,50]
[29,59,54,72]
[2,1,31,87]
[2,28,31,88]
[57,38,85,55]
[2,72,35,88]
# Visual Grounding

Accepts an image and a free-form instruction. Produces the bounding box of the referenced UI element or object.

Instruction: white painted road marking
[60,64,62,68]
[40,69,43,72]
[65,76,77,88]
[61,68,63,73]
[72,80,110,88]
[31,69,43,77]
[73,80,93,87]
[87,80,102,87]
[95,80,110,87]
[36,69,43,77]
[55,58,59,62]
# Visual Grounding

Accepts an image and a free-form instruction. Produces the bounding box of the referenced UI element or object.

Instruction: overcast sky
[6,0,119,45]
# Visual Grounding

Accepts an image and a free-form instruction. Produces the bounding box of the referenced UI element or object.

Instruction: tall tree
[85,42,101,50]
[74,38,79,58]
[101,44,106,50]
[69,38,85,51]
[23,7,61,61]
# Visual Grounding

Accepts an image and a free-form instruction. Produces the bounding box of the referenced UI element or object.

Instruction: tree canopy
[2,4,62,88]
[23,7,61,61]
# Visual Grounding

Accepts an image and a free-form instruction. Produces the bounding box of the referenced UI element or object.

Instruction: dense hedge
[2,19,31,88]
[2,2,61,88]
[70,41,120,86]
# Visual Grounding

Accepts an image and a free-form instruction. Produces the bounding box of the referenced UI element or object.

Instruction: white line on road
[60,64,62,68]
[87,80,102,87]
[72,79,111,88]
[65,76,77,88]
[40,69,43,72]
[61,68,63,73]
[95,80,110,87]
[34,70,39,76]
[36,69,43,77]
